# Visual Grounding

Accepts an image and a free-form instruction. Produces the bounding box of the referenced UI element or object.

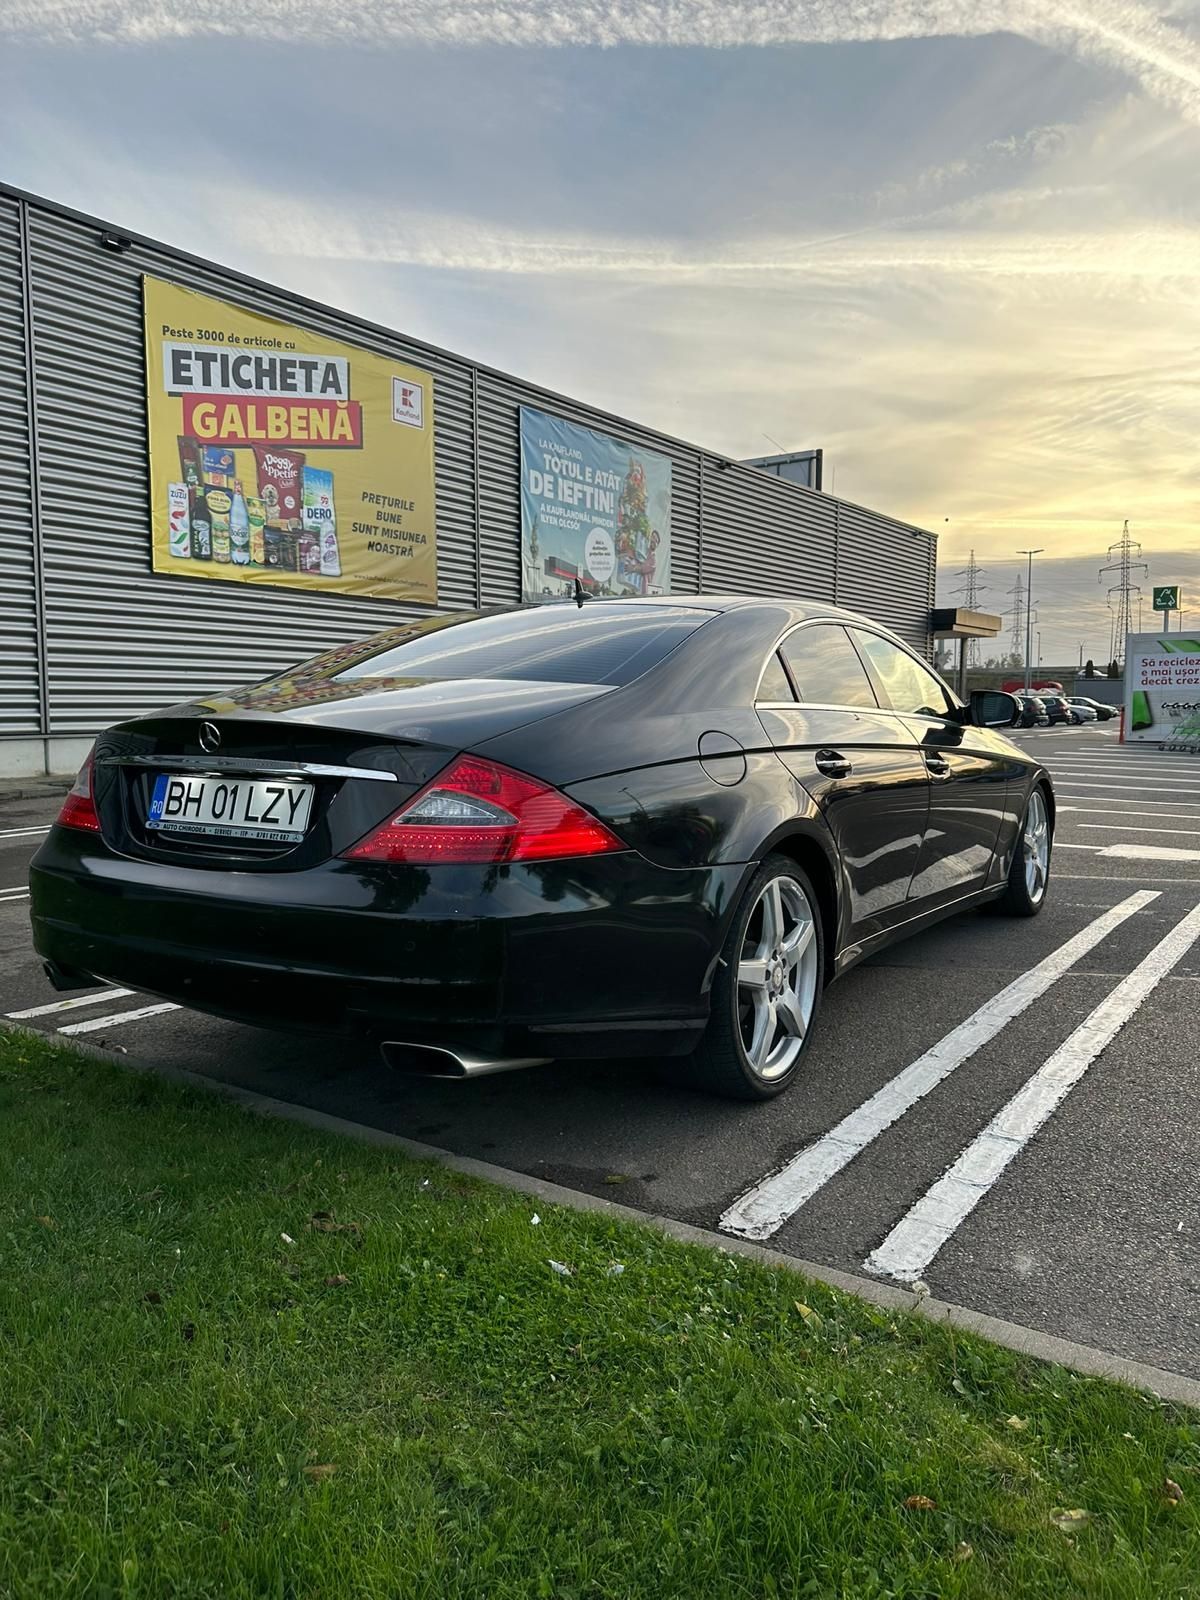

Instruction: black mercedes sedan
[30,598,1053,1100]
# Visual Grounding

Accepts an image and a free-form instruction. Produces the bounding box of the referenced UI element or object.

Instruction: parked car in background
[1066,700,1098,724]
[30,597,1053,1103]
[1038,693,1073,726]
[1068,696,1117,721]
[1016,695,1049,728]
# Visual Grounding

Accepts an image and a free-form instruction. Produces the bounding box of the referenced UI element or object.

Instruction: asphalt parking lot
[3,726,1199,1378]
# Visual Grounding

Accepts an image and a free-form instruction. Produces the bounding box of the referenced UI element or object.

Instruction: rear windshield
[330,605,710,688]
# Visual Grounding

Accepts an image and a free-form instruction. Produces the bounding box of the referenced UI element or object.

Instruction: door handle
[925,753,951,777]
[814,749,852,778]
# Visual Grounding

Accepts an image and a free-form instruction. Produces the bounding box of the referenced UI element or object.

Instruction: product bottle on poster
[229,479,251,567]
[1131,690,1154,731]
[206,484,232,564]
[319,525,341,578]
[298,528,322,575]
[247,497,266,565]
[189,486,213,561]
[167,482,191,559]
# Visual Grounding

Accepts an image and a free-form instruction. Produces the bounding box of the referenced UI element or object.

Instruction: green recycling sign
[1153,584,1180,611]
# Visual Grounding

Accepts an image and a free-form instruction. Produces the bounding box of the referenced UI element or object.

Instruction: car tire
[672,854,825,1101]
[995,785,1052,917]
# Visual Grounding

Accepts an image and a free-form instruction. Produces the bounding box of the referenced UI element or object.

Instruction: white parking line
[1103,843,1200,862]
[0,888,30,903]
[58,1003,179,1035]
[1080,823,1200,837]
[1058,806,1200,820]
[1052,768,1200,777]
[1046,779,1200,792]
[1051,771,1199,783]
[1055,842,1200,860]
[0,827,50,839]
[6,989,135,1020]
[718,890,1159,1242]
[866,898,1200,1283]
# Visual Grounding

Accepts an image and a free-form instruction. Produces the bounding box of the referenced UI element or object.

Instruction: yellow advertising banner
[143,277,437,603]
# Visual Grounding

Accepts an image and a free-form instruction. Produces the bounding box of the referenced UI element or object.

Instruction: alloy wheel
[736,876,820,1081]
[1023,789,1050,903]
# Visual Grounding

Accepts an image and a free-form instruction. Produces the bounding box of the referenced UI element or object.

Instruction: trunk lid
[92,675,612,871]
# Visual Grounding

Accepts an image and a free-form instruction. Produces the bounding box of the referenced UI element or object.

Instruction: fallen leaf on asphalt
[903,1495,936,1511]
[1161,1478,1185,1506]
[324,1274,349,1288]
[952,1542,974,1563]
[794,1302,823,1327]
[1050,1508,1091,1530]
[1005,1415,1029,1431]
[303,1464,337,1482]
[602,1174,629,1185]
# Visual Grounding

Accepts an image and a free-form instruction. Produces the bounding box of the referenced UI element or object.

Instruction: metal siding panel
[835,501,936,657]
[26,206,478,735]
[0,196,41,735]
[701,463,837,603]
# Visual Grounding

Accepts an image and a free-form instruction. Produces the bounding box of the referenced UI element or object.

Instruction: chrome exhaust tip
[379,1041,549,1079]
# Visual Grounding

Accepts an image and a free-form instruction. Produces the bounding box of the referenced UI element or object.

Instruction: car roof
[561,593,887,628]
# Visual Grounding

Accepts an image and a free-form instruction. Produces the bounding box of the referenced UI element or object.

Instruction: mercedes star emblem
[198,721,222,754]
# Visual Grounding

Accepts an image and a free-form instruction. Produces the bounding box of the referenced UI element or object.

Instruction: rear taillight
[340,755,625,865]
[57,750,101,834]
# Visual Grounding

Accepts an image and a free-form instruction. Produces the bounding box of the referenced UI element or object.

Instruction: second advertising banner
[1124,632,1200,749]
[144,277,438,603]
[520,406,671,602]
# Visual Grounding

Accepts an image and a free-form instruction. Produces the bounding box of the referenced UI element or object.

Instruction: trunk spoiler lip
[93,753,401,784]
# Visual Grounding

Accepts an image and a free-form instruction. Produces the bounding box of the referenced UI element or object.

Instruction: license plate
[147,774,314,844]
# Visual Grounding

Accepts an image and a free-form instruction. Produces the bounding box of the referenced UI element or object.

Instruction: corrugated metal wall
[834,501,937,657]
[1,183,936,744]
[0,196,43,736]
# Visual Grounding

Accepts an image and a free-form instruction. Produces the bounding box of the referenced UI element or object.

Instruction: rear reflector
[340,755,624,865]
[57,750,101,834]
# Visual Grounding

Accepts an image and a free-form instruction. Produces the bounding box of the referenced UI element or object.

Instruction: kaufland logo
[392,377,424,428]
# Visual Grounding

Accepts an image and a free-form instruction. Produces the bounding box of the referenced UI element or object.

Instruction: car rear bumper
[30,827,743,1059]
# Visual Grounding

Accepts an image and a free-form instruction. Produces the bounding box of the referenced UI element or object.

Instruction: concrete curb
[6,1017,1200,1412]
[0,779,69,804]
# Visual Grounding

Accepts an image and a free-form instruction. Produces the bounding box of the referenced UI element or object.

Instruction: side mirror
[970,689,1019,728]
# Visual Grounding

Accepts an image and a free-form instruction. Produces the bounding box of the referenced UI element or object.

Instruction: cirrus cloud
[1,0,1200,125]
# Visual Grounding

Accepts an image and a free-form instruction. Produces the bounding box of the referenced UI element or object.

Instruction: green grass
[0,1033,1197,1600]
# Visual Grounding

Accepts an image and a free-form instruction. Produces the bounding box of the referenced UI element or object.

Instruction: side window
[780,625,878,708]
[756,652,795,703]
[852,631,954,718]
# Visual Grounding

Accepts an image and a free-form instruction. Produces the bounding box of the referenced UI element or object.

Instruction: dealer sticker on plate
[147,774,314,844]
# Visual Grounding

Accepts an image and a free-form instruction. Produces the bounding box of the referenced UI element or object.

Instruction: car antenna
[573,576,588,608]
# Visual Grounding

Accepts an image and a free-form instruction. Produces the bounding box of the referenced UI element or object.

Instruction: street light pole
[1018,548,1044,694]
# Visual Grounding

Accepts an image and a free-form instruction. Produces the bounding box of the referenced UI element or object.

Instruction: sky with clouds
[2,0,1199,662]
